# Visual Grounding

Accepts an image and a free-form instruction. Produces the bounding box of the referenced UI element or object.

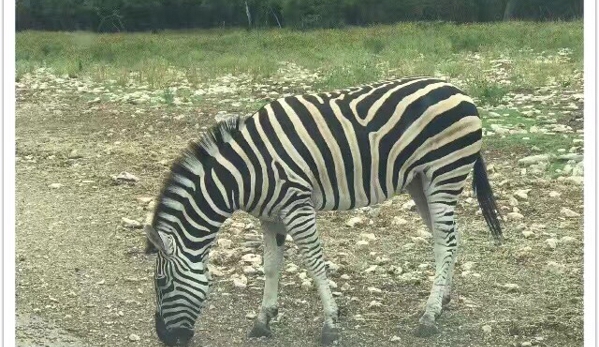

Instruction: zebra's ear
[144,224,174,256]
[144,237,158,254]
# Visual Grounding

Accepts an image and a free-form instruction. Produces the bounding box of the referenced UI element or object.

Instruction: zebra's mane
[145,115,245,253]
[164,114,245,196]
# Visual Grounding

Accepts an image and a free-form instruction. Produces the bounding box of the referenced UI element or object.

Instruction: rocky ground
[15,53,583,347]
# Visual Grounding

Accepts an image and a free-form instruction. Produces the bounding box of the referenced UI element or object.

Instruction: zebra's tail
[472,152,503,245]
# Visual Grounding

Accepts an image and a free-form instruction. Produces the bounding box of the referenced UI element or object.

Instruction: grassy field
[15,22,583,347]
[16,21,582,104]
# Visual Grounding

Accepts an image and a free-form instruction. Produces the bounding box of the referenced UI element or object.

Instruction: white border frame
[3,0,17,345]
[583,0,598,346]
[2,2,597,347]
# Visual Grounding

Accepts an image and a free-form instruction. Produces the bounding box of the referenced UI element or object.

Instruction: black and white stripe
[144,77,502,346]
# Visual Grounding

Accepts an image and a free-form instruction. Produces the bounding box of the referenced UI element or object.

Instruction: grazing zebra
[144,77,502,346]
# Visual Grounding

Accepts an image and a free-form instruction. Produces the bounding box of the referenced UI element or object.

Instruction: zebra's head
[145,223,209,346]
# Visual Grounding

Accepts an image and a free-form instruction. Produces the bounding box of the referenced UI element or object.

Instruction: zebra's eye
[156,273,168,287]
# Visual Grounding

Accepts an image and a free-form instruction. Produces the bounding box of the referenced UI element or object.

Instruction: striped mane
[145,115,245,253]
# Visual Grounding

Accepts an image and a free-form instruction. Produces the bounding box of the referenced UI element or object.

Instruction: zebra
[144,77,502,346]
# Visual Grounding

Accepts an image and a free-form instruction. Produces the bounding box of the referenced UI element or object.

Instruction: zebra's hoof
[321,325,340,345]
[248,321,272,338]
[413,322,439,337]
[442,294,451,307]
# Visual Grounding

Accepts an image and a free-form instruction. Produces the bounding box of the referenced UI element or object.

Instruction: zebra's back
[237,77,482,213]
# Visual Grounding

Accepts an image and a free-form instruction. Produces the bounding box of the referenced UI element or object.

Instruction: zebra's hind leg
[282,202,339,345]
[248,220,286,339]
[407,175,452,307]
[407,175,462,337]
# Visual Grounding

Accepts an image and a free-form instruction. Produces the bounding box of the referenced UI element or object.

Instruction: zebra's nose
[155,312,194,346]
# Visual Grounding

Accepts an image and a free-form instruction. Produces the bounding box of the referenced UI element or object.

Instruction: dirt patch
[16,313,85,347]
[16,68,583,347]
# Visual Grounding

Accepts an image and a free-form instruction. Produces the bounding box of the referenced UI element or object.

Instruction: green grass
[16,22,583,162]
[16,21,582,94]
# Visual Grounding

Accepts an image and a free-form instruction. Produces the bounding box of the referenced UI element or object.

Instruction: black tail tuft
[472,153,503,245]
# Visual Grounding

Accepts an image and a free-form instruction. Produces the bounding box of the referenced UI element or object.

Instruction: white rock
[128,333,140,341]
[356,240,370,248]
[368,300,382,308]
[360,232,376,241]
[401,200,416,211]
[121,217,142,229]
[301,280,312,290]
[340,274,351,280]
[558,153,583,162]
[508,196,519,207]
[230,222,246,229]
[503,283,520,292]
[522,230,535,238]
[245,312,257,319]
[490,124,509,134]
[366,207,381,218]
[516,246,532,257]
[326,261,340,274]
[390,335,401,342]
[48,183,63,189]
[207,264,224,277]
[136,196,154,204]
[545,238,558,250]
[112,171,139,182]
[514,189,530,200]
[341,283,351,291]
[232,274,248,289]
[416,229,432,238]
[328,280,338,289]
[561,207,581,217]
[241,254,262,265]
[365,265,378,274]
[507,212,524,220]
[346,216,365,228]
[549,191,561,198]
[243,266,257,275]
[286,263,299,274]
[462,261,475,271]
[518,154,551,165]
[367,287,382,294]
[564,176,583,185]
[482,325,492,334]
[217,238,233,249]
[392,217,408,226]
[375,256,390,265]
[546,261,566,274]
[388,265,403,275]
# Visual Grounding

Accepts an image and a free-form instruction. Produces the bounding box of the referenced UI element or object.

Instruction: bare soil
[16,79,583,347]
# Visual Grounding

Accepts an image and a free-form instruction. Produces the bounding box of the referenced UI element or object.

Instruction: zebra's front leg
[248,220,286,338]
[414,203,459,337]
[283,203,339,345]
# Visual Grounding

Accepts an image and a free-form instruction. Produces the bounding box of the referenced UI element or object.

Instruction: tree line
[16,0,583,32]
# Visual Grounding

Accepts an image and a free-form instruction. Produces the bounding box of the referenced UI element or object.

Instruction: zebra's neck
[151,153,240,261]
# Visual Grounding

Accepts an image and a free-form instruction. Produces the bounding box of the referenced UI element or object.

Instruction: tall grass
[16,21,582,99]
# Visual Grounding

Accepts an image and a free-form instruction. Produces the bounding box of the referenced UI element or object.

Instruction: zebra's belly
[311,180,396,212]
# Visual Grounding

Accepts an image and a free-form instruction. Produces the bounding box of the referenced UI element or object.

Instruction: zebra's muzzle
[155,312,194,346]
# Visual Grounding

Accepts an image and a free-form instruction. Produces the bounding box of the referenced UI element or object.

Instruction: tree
[503,0,519,20]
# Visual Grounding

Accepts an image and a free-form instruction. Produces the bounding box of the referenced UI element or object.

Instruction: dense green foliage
[16,0,582,32]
